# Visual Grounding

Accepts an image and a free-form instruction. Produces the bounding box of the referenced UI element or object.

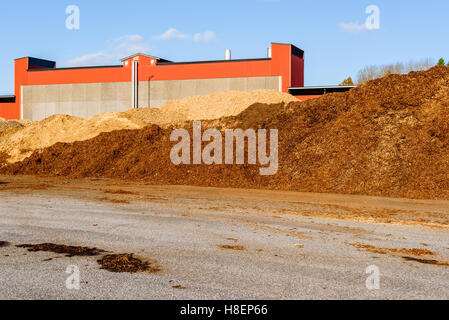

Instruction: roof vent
[225,49,231,61]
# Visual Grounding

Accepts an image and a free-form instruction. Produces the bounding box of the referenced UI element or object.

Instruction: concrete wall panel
[21,76,281,120]
[60,84,72,102]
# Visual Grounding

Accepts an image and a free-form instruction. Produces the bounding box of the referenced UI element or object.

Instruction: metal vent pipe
[225,49,231,61]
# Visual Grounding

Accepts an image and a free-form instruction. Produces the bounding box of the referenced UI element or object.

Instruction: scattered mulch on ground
[97,254,161,274]
[172,285,186,290]
[0,241,10,247]
[5,67,449,200]
[0,183,51,191]
[108,199,130,204]
[403,257,449,266]
[219,245,246,251]
[351,243,435,256]
[16,243,106,257]
[99,197,131,204]
[104,189,138,195]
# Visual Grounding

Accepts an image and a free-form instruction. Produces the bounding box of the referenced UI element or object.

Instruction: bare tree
[356,58,435,84]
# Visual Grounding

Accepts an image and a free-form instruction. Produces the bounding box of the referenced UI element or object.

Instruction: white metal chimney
[267,47,272,58]
[225,49,231,61]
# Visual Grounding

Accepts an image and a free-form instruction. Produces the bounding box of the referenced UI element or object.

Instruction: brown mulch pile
[0,125,269,188]
[3,66,449,200]
[97,254,161,273]
[0,90,293,164]
[16,243,105,257]
[0,152,8,167]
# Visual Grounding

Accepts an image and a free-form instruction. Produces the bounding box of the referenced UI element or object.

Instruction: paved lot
[0,176,448,299]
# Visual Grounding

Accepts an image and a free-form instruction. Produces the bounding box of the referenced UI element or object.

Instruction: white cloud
[154,28,216,42]
[67,28,217,67]
[339,22,368,33]
[67,34,150,67]
[194,31,216,42]
[153,28,190,40]
[112,34,150,57]
[193,33,202,42]
[113,34,144,42]
[68,51,113,67]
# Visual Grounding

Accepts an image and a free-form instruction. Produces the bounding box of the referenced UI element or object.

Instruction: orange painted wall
[270,43,292,92]
[0,58,27,119]
[26,66,131,85]
[138,59,273,82]
[0,102,19,119]
[24,43,298,86]
[295,95,321,101]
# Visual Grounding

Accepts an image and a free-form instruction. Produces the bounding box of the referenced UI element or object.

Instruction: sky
[0,0,448,94]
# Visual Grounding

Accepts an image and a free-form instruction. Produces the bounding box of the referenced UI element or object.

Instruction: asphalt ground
[0,176,448,299]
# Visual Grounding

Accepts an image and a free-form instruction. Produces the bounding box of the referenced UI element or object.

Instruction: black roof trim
[0,95,15,103]
[14,56,56,63]
[158,58,271,66]
[291,45,304,59]
[28,57,56,69]
[27,65,123,72]
[289,86,356,96]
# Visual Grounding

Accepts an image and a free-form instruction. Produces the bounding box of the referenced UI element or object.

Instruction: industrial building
[0,42,352,120]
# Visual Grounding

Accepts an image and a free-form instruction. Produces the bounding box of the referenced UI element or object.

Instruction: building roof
[120,53,172,63]
[289,86,356,95]
[0,95,15,103]
[158,58,271,66]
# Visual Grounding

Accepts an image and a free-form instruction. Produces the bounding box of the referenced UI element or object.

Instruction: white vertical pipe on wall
[20,86,24,120]
[132,60,139,108]
[131,60,135,108]
[135,60,138,108]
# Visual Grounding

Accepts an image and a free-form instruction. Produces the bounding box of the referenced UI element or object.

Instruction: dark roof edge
[27,65,123,72]
[120,53,171,62]
[0,95,16,103]
[14,56,56,63]
[289,86,356,96]
[289,86,357,90]
[158,57,271,66]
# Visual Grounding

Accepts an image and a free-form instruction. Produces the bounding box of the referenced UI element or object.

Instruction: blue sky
[0,0,448,94]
